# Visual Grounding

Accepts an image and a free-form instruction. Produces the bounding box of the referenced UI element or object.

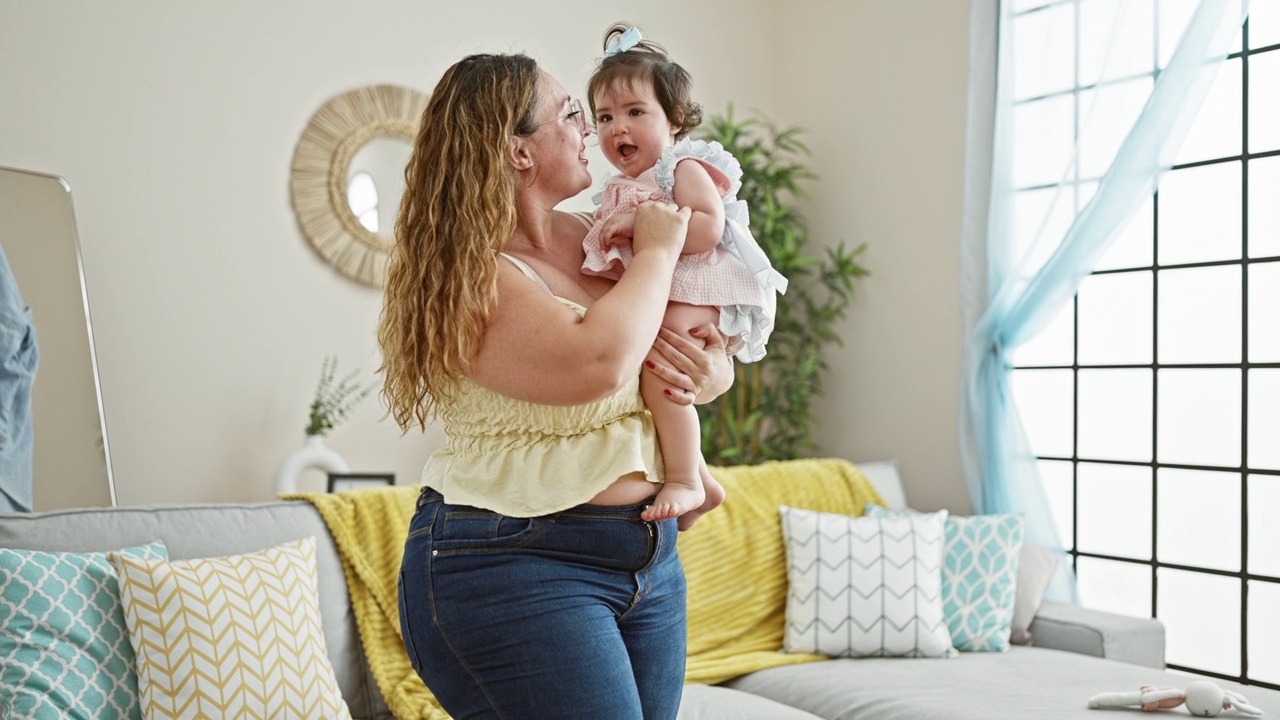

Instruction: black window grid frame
[1009,2,1280,690]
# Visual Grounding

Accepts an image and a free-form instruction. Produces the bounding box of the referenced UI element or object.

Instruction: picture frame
[326,472,395,493]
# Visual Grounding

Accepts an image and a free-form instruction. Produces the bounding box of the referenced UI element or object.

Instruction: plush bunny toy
[1088,681,1263,716]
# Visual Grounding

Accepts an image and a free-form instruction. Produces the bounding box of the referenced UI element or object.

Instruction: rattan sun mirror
[289,84,428,287]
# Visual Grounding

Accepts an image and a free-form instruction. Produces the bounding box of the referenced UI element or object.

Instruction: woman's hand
[644,322,734,405]
[630,201,690,259]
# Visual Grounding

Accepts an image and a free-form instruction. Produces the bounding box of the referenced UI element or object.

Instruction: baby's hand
[599,210,636,249]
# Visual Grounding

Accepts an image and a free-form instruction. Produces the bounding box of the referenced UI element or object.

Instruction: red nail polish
[645,360,656,369]
[663,389,673,396]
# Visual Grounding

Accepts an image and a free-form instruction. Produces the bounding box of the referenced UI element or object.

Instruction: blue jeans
[398,487,687,720]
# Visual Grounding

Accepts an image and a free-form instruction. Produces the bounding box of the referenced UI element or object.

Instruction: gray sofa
[3,499,1279,719]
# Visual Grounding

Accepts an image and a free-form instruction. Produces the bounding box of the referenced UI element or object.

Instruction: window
[1011,0,1279,689]
[347,171,380,234]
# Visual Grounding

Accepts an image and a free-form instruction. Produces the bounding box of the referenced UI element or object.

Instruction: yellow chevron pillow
[109,537,352,720]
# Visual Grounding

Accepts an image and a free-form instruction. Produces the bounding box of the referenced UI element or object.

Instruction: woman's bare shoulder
[553,208,594,236]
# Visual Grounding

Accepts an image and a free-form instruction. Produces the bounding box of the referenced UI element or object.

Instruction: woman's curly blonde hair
[378,54,540,431]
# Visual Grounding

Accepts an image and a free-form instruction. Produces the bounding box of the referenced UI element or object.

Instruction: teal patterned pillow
[866,504,1023,652]
[0,540,168,720]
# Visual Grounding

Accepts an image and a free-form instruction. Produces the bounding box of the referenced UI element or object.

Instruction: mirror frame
[0,165,116,509]
[289,84,428,287]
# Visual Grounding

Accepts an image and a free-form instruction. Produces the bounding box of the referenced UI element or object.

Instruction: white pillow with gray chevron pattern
[0,539,168,720]
[110,536,352,720]
[865,504,1024,652]
[779,506,956,658]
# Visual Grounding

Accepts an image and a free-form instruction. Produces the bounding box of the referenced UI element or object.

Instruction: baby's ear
[669,108,685,135]
[508,135,535,172]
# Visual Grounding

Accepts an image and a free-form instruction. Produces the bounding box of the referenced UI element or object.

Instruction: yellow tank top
[421,253,663,516]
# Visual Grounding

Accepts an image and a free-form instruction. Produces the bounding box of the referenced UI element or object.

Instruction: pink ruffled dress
[581,138,788,363]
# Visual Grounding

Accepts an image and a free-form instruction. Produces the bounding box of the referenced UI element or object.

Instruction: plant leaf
[695,109,870,463]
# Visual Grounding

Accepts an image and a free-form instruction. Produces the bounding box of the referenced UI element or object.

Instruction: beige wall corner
[773,0,974,514]
[0,0,777,505]
[2,0,976,512]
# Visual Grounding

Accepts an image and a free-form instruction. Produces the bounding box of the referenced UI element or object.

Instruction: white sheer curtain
[959,0,1248,602]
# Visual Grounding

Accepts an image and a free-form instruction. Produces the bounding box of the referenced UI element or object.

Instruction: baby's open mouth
[618,144,638,160]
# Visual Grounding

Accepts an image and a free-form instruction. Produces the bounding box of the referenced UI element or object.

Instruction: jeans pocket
[397,572,422,674]
[406,496,441,542]
[433,510,542,555]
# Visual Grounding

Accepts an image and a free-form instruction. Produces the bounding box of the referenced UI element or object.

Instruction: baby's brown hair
[587,24,703,140]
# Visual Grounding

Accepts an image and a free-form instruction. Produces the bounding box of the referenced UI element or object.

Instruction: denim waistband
[416,485,657,521]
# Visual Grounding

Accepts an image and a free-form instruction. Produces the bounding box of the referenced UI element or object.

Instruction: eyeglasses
[530,99,588,134]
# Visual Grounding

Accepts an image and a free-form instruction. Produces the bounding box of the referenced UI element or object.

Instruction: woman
[379,53,734,719]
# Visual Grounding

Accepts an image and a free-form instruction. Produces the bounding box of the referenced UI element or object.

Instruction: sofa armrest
[1029,600,1166,669]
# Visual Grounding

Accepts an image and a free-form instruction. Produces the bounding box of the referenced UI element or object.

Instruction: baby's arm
[672,159,725,254]
[596,210,635,249]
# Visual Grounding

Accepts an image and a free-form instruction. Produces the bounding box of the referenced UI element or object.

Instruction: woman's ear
[508,135,535,172]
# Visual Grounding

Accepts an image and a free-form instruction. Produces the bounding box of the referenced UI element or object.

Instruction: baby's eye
[597,113,611,123]
[629,108,644,116]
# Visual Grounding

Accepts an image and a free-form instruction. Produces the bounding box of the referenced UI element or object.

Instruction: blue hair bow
[603,27,642,57]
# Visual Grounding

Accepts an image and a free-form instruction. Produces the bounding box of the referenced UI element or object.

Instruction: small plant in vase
[274,357,378,495]
[305,356,377,437]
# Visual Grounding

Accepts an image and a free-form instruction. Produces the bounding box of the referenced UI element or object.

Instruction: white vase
[274,435,350,495]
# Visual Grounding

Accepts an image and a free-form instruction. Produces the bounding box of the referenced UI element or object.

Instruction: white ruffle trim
[654,138,743,198]
[592,138,790,362]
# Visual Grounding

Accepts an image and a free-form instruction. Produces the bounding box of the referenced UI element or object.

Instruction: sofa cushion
[0,502,386,719]
[779,505,955,658]
[111,536,352,720]
[1029,601,1166,669]
[851,460,908,512]
[1012,542,1061,645]
[678,683,824,720]
[723,645,1280,719]
[866,504,1023,652]
[0,539,166,720]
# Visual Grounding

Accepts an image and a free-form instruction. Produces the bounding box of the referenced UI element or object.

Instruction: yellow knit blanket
[282,485,450,720]
[286,457,881,718]
[679,458,883,684]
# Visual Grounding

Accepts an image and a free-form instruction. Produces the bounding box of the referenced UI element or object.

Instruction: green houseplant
[274,357,377,494]
[697,108,868,465]
[305,356,376,437]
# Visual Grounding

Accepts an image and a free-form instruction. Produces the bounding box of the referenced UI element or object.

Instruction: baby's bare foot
[676,478,726,531]
[642,482,705,522]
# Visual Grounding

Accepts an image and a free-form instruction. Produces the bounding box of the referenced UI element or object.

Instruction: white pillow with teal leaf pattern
[865,504,1023,652]
[0,539,168,720]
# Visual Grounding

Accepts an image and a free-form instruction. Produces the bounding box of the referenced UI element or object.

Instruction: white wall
[0,1,973,511]
[774,1,974,513]
[0,0,779,504]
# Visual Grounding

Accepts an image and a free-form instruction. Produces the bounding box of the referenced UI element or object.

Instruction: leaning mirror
[290,84,429,287]
[0,166,114,511]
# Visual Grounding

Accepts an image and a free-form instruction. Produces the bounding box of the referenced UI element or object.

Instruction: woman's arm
[644,323,734,405]
[672,159,725,255]
[465,203,690,406]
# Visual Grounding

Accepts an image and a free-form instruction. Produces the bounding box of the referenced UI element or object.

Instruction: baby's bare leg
[641,373,704,521]
[676,462,726,532]
[641,303,718,522]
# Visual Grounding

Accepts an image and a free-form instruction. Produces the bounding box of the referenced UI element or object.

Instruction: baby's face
[592,78,679,177]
